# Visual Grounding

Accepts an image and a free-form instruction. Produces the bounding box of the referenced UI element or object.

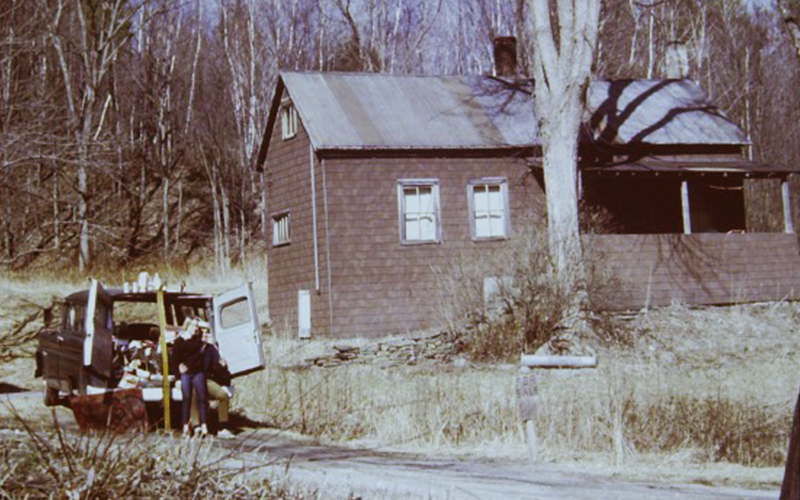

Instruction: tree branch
[777,0,800,62]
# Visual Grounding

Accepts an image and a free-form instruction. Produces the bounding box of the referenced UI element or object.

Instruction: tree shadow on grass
[228,410,272,430]
[0,383,27,394]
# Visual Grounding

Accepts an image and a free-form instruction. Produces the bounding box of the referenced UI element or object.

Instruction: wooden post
[516,373,538,463]
[156,288,171,430]
[783,179,794,234]
[517,356,598,464]
[525,420,538,463]
[681,179,692,234]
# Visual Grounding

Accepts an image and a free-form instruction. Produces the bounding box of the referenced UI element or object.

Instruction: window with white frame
[272,212,291,246]
[281,101,297,140]
[397,180,440,243]
[469,179,509,239]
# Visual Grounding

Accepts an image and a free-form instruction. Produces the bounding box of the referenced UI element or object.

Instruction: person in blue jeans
[188,332,235,439]
[173,318,208,436]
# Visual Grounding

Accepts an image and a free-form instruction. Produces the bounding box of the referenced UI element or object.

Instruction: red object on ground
[70,388,149,433]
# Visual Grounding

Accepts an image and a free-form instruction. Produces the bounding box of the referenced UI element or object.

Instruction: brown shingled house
[255,71,800,338]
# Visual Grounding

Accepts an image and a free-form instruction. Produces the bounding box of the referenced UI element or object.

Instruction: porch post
[681,179,692,234]
[783,179,794,233]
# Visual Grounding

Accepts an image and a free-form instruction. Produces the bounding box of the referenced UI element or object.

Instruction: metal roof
[272,72,747,153]
[586,80,747,146]
[282,72,538,150]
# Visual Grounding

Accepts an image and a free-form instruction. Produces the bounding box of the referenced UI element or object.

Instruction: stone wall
[305,331,458,368]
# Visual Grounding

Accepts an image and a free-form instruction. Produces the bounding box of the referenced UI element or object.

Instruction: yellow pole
[156,287,171,430]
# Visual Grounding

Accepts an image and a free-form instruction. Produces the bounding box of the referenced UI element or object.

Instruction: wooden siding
[266,126,800,336]
[265,90,332,337]
[587,233,800,310]
[320,156,542,337]
[260,74,800,340]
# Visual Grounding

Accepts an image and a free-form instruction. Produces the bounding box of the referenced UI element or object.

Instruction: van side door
[59,301,87,393]
[213,283,264,377]
[36,302,68,386]
[83,279,114,381]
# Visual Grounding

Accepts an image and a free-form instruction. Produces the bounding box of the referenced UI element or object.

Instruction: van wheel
[44,386,59,407]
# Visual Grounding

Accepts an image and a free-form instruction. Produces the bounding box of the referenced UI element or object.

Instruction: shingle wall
[319,156,541,337]
[587,233,800,309]
[265,95,332,336]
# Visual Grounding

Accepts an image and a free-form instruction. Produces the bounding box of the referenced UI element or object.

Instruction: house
[255,68,800,338]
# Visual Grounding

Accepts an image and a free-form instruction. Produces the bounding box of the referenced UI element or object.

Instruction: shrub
[434,215,618,362]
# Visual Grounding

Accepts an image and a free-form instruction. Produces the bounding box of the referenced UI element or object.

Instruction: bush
[435,216,617,362]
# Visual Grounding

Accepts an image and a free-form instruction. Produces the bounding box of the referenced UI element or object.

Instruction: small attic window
[272,211,291,246]
[281,101,297,140]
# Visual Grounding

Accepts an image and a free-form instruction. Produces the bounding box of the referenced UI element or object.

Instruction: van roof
[65,288,210,304]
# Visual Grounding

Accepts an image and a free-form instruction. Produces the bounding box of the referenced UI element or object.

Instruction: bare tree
[217,0,271,269]
[778,0,800,60]
[3,0,799,275]
[528,0,601,277]
[44,0,145,271]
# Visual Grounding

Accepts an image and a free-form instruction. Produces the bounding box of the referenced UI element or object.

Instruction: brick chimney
[665,41,690,79]
[493,36,517,78]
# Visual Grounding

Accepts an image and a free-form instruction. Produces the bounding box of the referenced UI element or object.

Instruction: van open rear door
[213,283,265,377]
[83,279,113,380]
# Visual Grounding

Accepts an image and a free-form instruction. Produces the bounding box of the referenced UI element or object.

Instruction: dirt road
[221,428,779,500]
[2,391,781,500]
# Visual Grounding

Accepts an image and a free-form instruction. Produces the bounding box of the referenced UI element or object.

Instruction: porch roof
[582,159,797,175]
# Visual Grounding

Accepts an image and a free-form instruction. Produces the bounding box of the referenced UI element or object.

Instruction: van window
[95,304,111,332]
[220,298,251,329]
[64,305,75,331]
[72,306,86,336]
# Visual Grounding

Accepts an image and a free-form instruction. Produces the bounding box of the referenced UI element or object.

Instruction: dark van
[35,279,264,406]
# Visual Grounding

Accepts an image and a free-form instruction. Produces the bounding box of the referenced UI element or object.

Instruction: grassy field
[236,301,800,490]
[1,268,799,490]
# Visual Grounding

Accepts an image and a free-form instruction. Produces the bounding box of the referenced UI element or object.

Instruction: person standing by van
[173,318,208,436]
[204,330,234,438]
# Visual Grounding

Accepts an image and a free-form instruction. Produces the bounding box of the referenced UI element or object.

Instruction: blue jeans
[181,372,208,427]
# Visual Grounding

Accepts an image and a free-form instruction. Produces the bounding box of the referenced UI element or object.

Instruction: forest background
[2,0,800,275]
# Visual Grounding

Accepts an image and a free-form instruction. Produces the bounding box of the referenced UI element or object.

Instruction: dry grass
[0,252,269,309]
[237,300,800,488]
[0,255,270,391]
[2,264,800,490]
[0,408,314,499]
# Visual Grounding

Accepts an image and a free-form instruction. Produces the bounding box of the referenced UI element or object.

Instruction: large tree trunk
[529,0,600,279]
[781,383,800,500]
[540,108,583,277]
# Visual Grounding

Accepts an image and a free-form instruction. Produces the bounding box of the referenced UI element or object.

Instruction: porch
[586,232,800,310]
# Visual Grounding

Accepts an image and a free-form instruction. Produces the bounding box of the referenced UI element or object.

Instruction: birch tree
[777,0,800,60]
[45,0,144,271]
[218,0,267,269]
[528,0,600,278]
[142,1,185,261]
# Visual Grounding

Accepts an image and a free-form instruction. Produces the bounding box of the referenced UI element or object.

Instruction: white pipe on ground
[520,354,597,368]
